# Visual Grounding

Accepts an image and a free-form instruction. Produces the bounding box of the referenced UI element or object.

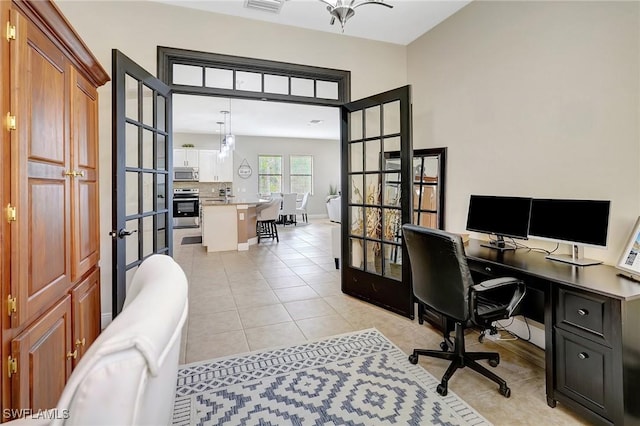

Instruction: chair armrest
[472,277,522,291]
[471,277,526,320]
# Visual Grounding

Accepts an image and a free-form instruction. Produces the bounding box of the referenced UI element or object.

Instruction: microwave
[173,167,199,182]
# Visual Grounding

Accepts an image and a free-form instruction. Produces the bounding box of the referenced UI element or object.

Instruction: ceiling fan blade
[353,0,393,9]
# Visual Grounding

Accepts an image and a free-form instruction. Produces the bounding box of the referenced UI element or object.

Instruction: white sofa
[9,254,189,425]
[327,196,341,222]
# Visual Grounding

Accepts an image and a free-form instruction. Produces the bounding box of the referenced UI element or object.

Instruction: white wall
[55,0,407,317]
[408,1,640,264]
[174,132,341,215]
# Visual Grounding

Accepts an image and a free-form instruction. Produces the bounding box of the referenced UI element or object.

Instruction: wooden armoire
[0,0,109,417]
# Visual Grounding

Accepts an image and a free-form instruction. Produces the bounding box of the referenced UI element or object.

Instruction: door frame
[155,47,414,319]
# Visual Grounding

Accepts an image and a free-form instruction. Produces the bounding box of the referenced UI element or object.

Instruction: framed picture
[616,216,640,281]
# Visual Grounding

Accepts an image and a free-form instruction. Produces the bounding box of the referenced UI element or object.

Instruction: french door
[111,50,172,316]
[341,86,413,318]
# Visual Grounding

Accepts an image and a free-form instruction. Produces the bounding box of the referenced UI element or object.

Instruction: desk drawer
[554,328,614,421]
[556,288,612,344]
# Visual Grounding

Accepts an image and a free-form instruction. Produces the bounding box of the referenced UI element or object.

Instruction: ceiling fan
[319,0,393,31]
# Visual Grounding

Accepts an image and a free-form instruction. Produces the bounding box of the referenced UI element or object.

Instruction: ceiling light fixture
[221,105,235,152]
[319,0,393,32]
[216,121,229,161]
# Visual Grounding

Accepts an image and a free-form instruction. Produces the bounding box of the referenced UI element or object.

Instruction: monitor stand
[480,235,516,251]
[545,244,602,266]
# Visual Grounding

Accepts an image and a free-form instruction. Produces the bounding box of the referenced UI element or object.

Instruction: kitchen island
[200,198,267,252]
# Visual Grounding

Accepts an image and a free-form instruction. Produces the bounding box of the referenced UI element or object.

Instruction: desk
[465,240,640,425]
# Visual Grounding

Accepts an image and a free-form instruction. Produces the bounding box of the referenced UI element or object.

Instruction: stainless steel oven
[173,188,200,228]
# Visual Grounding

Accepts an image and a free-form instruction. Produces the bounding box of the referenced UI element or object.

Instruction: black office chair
[402,224,526,398]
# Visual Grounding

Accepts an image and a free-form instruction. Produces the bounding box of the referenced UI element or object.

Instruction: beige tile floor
[173,218,589,425]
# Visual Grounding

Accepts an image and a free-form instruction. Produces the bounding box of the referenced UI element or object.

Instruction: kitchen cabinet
[1,0,109,415]
[198,149,234,182]
[174,148,199,167]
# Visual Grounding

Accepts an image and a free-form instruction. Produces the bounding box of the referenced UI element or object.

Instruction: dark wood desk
[465,240,640,425]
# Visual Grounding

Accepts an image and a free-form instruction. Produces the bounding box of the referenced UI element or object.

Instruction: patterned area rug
[172,329,491,426]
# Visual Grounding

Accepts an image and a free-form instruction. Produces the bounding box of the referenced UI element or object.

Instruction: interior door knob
[109,229,138,239]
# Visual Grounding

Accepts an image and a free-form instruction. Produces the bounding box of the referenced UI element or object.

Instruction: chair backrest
[402,224,474,322]
[53,255,189,426]
[258,197,281,221]
[299,192,310,210]
[280,193,297,215]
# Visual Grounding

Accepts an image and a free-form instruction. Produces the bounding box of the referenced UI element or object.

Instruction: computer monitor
[528,198,610,266]
[466,195,532,251]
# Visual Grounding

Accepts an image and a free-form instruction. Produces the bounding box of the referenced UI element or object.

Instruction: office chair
[402,224,526,398]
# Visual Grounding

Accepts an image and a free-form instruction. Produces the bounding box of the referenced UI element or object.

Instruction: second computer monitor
[466,195,532,250]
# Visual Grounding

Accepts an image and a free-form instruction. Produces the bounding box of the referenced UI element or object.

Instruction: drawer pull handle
[578,352,589,360]
[485,267,492,273]
[577,309,589,316]
[66,349,78,360]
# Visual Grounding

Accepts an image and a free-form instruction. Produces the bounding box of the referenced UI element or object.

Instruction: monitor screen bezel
[528,198,611,248]
[465,195,532,240]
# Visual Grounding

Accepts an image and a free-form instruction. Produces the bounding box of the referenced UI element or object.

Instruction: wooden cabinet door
[71,268,100,365]
[70,69,99,281]
[11,295,73,411]
[11,9,71,328]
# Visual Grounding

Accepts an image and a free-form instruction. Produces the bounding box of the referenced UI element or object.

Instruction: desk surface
[465,239,640,301]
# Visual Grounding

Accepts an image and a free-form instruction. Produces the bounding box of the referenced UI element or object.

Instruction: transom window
[158,47,350,106]
[258,155,282,194]
[290,155,313,195]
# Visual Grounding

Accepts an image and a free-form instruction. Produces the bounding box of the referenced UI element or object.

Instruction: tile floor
[173,219,589,425]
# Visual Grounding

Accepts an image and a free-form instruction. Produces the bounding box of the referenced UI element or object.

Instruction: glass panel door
[112,50,172,316]
[341,86,413,318]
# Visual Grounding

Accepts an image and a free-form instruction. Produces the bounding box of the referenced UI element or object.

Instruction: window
[258,155,282,194]
[290,155,313,195]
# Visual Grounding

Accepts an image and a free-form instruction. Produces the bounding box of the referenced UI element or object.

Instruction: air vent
[244,0,287,14]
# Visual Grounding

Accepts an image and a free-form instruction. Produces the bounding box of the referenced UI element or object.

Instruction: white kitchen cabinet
[198,150,234,182]
[174,149,199,167]
[218,151,234,182]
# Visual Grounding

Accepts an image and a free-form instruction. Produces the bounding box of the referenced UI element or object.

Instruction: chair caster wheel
[488,357,499,368]
[440,341,449,351]
[436,384,448,396]
[408,354,418,364]
[499,386,511,398]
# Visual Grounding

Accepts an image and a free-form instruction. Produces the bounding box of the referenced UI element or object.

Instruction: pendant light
[217,121,228,161]
[221,108,235,151]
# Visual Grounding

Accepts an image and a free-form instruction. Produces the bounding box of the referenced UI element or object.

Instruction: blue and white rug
[172,328,491,425]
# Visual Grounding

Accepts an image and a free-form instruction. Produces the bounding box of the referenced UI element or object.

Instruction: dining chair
[279,193,297,226]
[296,192,310,223]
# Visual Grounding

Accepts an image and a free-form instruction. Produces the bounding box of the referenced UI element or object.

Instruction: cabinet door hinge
[6,23,15,41]
[7,356,17,378]
[6,204,16,223]
[6,113,16,131]
[7,295,16,316]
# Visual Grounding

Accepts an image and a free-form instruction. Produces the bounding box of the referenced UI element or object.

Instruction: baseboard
[237,242,249,251]
[498,316,545,350]
[101,313,112,330]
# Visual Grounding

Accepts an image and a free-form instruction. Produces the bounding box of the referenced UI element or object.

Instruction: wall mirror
[384,147,447,230]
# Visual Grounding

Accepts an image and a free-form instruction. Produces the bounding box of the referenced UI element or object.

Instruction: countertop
[200,198,268,206]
